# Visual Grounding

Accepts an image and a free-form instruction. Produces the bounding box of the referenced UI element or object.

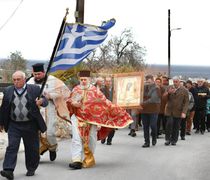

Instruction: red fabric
[68,85,133,128]
[97,127,113,140]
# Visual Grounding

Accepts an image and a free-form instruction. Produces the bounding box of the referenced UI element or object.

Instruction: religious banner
[113,72,144,108]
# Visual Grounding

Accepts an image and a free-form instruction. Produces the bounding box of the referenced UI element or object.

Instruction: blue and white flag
[50,19,116,73]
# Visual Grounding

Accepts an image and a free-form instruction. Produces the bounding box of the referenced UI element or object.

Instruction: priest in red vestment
[67,70,133,169]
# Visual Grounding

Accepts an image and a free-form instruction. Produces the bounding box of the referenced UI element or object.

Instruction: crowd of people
[0,65,210,179]
[128,75,210,147]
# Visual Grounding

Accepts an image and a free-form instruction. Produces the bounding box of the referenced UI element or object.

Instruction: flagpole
[39,8,69,97]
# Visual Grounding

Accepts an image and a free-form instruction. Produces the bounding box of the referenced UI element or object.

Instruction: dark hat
[32,63,45,72]
[79,70,91,77]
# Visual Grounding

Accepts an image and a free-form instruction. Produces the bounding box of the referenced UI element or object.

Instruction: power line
[0,0,24,31]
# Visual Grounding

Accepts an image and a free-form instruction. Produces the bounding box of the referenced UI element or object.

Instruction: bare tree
[83,28,147,73]
[0,51,27,82]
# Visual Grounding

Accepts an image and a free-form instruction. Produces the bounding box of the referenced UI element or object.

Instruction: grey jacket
[141,83,161,114]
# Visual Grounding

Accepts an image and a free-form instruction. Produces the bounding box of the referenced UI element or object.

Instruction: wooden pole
[75,0,85,23]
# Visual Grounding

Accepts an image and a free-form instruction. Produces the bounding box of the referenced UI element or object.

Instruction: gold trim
[82,143,95,168]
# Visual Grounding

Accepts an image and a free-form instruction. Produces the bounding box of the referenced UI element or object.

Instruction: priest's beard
[80,83,90,90]
[34,78,45,84]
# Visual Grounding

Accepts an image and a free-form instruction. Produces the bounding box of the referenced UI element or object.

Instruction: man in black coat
[0,71,48,179]
[194,79,210,134]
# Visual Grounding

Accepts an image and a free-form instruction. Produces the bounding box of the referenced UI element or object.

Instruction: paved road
[1,128,210,180]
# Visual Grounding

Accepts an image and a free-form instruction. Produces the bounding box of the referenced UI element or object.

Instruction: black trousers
[165,116,181,143]
[180,118,186,138]
[206,114,210,129]
[3,121,40,172]
[157,114,166,135]
[194,110,206,131]
[141,113,158,144]
[106,129,115,143]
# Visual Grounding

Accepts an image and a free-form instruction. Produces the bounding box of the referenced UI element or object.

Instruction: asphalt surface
[1,128,210,180]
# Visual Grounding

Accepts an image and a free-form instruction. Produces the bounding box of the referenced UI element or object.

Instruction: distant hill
[26,60,48,70]
[146,64,210,79]
[171,65,210,79]
[1,58,210,79]
[0,58,48,70]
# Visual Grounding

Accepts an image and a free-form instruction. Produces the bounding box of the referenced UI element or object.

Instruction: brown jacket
[164,86,189,118]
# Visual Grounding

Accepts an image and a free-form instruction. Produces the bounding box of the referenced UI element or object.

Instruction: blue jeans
[141,113,158,144]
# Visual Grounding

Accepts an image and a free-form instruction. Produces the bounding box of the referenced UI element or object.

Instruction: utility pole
[168,9,171,78]
[168,9,181,78]
[75,0,85,23]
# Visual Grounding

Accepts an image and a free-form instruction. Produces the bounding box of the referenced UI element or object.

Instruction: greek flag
[50,19,116,73]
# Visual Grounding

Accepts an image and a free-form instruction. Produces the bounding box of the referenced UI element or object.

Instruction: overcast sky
[1,0,210,66]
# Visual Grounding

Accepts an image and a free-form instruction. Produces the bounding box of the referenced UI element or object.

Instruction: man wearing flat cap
[27,63,70,161]
[66,70,133,170]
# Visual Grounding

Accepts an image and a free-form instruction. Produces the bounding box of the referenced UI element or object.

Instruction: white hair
[96,76,104,81]
[172,76,180,80]
[197,77,205,82]
[12,71,26,79]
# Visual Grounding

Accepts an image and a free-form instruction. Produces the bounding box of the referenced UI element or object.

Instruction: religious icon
[113,72,144,108]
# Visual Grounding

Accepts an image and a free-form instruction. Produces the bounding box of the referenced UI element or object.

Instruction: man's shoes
[26,171,35,176]
[165,141,170,146]
[106,142,112,145]
[195,130,199,134]
[171,142,176,146]
[0,170,14,180]
[158,132,162,136]
[69,162,82,170]
[152,139,157,146]
[131,131,136,137]
[181,136,185,140]
[49,151,57,161]
[128,129,136,137]
[142,143,150,148]
[200,131,205,135]
[101,139,106,144]
[186,132,191,135]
